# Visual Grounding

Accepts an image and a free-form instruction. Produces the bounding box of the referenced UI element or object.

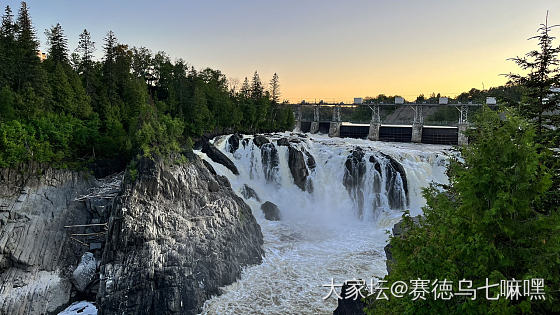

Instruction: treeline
[0,2,294,168]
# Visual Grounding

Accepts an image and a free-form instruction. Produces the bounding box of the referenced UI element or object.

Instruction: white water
[198,132,451,315]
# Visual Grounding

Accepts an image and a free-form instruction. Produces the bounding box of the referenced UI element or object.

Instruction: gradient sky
[4,0,560,103]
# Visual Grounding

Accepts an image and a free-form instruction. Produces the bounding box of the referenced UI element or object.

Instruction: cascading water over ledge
[197,132,452,314]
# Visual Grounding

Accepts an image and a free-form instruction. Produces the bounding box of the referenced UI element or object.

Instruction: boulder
[260,201,281,221]
[72,252,97,292]
[227,134,242,153]
[201,142,239,175]
[253,135,270,148]
[276,138,290,146]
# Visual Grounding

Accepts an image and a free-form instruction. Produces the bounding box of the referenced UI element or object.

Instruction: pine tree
[14,1,40,90]
[240,77,250,98]
[250,71,263,99]
[0,6,15,41]
[103,31,117,64]
[0,6,16,86]
[76,29,95,93]
[506,11,560,139]
[45,23,68,64]
[77,29,95,69]
[102,31,118,98]
[269,73,280,103]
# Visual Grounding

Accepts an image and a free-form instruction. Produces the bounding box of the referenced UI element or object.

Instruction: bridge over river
[292,101,495,145]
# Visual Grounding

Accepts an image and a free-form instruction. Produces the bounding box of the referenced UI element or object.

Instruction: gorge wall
[96,156,264,315]
[0,166,97,314]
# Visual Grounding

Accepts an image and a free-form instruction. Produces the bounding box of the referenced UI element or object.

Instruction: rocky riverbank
[0,153,265,315]
[0,164,112,314]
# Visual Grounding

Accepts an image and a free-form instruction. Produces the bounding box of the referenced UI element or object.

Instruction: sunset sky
[7,0,560,103]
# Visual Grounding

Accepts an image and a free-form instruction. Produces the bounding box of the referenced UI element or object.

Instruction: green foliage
[365,108,559,314]
[0,2,294,170]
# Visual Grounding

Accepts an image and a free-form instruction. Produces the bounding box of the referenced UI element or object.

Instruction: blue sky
[4,0,560,102]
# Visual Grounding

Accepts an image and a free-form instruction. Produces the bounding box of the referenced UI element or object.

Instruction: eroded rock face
[343,147,367,218]
[276,138,290,146]
[369,153,409,209]
[260,201,281,221]
[201,141,239,175]
[260,143,279,184]
[0,166,97,314]
[227,134,242,153]
[97,156,264,315]
[288,146,311,192]
[253,135,270,148]
[241,184,261,202]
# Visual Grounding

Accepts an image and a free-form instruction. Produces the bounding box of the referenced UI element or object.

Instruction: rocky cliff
[0,165,101,314]
[97,155,264,315]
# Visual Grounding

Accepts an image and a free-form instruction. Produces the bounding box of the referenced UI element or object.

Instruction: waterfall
[199,132,451,314]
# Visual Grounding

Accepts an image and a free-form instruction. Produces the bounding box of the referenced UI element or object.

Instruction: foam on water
[198,132,451,314]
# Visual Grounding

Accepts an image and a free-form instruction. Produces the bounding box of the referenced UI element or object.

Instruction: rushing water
[198,133,451,315]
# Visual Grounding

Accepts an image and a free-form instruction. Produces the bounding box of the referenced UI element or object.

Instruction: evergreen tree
[45,23,68,64]
[240,77,250,98]
[0,6,16,86]
[102,30,118,96]
[75,29,95,93]
[76,29,95,70]
[506,12,560,139]
[14,1,40,90]
[367,109,559,314]
[0,6,15,41]
[269,73,280,103]
[251,71,263,99]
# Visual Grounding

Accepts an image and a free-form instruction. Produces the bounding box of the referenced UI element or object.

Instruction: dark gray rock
[343,147,367,218]
[384,216,421,274]
[72,252,97,292]
[333,282,366,315]
[201,142,239,175]
[260,201,281,221]
[276,138,290,146]
[227,134,242,153]
[380,153,408,205]
[0,166,108,314]
[343,147,366,189]
[305,151,316,170]
[97,156,263,315]
[253,135,270,148]
[369,153,408,209]
[202,159,217,176]
[208,180,220,192]
[241,184,261,202]
[260,143,279,183]
[288,146,310,192]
